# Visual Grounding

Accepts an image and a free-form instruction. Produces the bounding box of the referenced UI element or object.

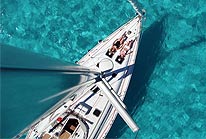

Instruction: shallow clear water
[1,0,206,138]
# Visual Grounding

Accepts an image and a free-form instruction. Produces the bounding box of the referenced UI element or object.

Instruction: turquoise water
[1,0,206,138]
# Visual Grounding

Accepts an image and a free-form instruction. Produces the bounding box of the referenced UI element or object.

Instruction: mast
[1,44,101,75]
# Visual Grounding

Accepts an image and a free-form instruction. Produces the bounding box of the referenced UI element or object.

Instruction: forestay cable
[127,0,139,13]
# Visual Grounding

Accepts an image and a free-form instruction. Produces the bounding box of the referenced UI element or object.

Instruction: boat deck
[77,15,142,138]
[25,14,142,139]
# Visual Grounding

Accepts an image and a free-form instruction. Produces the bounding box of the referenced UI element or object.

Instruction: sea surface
[1,0,206,138]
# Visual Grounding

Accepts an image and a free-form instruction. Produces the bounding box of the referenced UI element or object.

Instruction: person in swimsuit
[119,39,135,58]
[110,31,130,53]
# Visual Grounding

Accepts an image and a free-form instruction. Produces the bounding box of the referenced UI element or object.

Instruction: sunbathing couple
[109,31,135,59]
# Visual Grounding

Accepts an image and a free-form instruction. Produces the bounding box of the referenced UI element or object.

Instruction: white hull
[77,15,142,138]
[23,14,142,139]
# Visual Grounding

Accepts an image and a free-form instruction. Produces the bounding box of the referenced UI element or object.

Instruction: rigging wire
[39,77,98,102]
[127,0,146,17]
[127,0,139,13]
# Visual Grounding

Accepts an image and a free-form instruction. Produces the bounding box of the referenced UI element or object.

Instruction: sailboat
[13,8,143,139]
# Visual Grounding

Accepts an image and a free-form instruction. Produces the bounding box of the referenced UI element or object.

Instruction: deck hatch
[91,86,100,93]
[93,109,101,117]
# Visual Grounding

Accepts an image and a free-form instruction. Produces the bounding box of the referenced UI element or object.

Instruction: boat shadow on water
[107,18,166,138]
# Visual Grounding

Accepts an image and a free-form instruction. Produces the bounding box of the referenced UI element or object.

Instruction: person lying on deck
[119,39,135,58]
[109,31,131,53]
